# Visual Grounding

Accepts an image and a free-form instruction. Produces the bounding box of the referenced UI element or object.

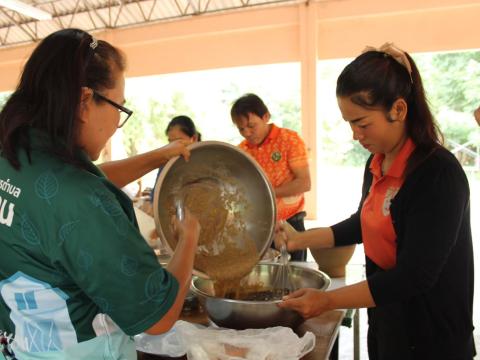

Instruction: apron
[12,331,136,360]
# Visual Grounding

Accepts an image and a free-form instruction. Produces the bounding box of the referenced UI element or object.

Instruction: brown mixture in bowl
[168,170,266,298]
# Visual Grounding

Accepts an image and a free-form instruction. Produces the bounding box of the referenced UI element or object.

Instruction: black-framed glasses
[93,91,133,128]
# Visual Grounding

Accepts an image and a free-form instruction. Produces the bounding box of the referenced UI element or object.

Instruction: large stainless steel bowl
[153,141,276,278]
[191,263,330,330]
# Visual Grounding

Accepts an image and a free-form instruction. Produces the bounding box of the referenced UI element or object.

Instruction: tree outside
[0,92,11,110]
[117,92,195,158]
[415,51,480,171]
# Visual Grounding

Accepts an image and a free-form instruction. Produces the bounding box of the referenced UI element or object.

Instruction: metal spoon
[175,198,184,222]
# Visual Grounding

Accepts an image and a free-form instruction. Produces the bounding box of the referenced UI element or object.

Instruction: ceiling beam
[0,0,52,20]
[0,0,306,48]
[147,0,156,21]
[84,0,109,28]
[0,7,36,41]
[113,0,125,27]
[67,0,81,28]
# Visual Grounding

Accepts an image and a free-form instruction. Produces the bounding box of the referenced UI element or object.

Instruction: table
[137,308,346,360]
[298,310,346,360]
[137,261,360,360]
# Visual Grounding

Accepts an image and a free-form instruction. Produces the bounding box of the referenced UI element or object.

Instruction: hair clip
[363,42,413,83]
[90,38,98,50]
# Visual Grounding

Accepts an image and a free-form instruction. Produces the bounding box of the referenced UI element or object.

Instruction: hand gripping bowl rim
[190,262,332,304]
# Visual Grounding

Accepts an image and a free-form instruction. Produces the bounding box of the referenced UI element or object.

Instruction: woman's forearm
[275,177,311,198]
[99,149,166,188]
[100,141,190,188]
[146,232,197,335]
[166,235,197,293]
[292,227,335,251]
[325,280,376,311]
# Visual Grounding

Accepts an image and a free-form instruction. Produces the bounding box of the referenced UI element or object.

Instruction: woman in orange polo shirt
[231,93,311,262]
[276,44,474,360]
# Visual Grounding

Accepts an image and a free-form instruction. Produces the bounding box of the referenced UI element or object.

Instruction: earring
[387,114,397,122]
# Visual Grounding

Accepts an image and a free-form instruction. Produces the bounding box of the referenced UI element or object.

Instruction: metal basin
[153,141,276,278]
[191,263,330,330]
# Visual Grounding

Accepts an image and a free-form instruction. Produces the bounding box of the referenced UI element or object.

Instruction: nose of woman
[351,126,365,141]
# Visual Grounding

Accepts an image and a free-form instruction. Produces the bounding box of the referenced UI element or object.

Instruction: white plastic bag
[135,321,315,360]
[176,321,315,360]
[134,321,204,357]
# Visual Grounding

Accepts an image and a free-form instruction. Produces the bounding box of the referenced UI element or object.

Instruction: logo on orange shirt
[382,187,399,216]
[271,151,281,162]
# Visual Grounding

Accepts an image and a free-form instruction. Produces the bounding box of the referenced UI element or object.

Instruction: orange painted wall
[1,1,479,90]
[115,0,480,77]
[316,0,480,57]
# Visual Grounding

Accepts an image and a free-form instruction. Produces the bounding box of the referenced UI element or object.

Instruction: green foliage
[341,141,370,166]
[0,92,11,111]
[146,99,170,142]
[120,92,195,156]
[220,83,242,107]
[414,51,480,114]
[414,51,480,168]
[146,92,195,142]
[274,97,301,133]
[436,110,478,144]
[120,100,146,157]
[317,114,370,166]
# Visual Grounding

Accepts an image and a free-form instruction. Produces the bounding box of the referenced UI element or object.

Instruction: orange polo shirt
[360,138,416,270]
[239,124,309,221]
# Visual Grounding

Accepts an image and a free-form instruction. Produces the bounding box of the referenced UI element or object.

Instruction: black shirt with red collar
[332,146,474,359]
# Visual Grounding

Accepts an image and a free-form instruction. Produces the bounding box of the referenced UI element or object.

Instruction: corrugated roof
[0,0,301,48]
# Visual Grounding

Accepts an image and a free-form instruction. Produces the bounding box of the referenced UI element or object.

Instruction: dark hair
[166,115,201,141]
[230,93,270,121]
[336,50,442,175]
[0,28,126,170]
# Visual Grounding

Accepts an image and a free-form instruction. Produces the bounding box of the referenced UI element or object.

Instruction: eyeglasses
[93,91,133,128]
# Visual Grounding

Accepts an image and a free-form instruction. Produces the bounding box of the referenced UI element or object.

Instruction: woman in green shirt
[0,28,199,359]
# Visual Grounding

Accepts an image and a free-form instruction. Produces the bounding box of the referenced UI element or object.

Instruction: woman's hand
[277,288,331,319]
[159,139,191,163]
[149,228,158,242]
[171,207,200,247]
[274,220,300,252]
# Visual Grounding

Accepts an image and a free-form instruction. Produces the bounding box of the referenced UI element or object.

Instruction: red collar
[370,138,416,178]
[244,124,280,148]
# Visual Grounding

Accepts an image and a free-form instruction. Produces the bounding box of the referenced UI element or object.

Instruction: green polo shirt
[0,130,178,357]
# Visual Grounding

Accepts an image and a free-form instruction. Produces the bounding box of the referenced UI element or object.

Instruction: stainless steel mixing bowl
[153,141,276,278]
[191,263,331,330]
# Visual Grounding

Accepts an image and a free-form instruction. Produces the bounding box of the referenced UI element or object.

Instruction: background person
[147,115,201,243]
[474,105,480,126]
[0,28,199,359]
[149,115,201,204]
[275,44,474,359]
[231,93,311,261]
